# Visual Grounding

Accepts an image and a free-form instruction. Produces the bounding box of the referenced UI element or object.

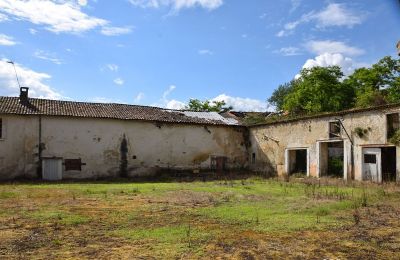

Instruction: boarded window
[0,118,2,139]
[387,113,399,139]
[64,159,83,171]
[364,154,376,164]
[329,121,341,138]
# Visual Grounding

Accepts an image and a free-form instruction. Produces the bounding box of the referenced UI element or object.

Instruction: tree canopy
[185,99,233,112]
[268,56,400,115]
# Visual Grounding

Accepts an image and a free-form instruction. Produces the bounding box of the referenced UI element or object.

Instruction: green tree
[283,66,355,114]
[185,99,232,112]
[344,56,400,107]
[267,81,295,111]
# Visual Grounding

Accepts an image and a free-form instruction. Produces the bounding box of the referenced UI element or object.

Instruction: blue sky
[0,0,399,111]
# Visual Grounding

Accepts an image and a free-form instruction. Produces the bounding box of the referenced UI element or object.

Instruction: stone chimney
[19,87,29,105]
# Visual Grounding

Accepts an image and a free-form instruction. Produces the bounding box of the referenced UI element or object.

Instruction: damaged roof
[0,97,240,126]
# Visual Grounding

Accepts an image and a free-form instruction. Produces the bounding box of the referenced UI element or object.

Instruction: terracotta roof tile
[0,97,240,126]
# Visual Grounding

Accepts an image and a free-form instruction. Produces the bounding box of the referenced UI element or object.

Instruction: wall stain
[120,134,128,178]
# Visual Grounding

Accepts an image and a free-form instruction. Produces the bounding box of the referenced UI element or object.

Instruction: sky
[0,0,399,111]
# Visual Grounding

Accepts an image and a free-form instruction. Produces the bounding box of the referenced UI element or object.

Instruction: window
[64,159,84,171]
[387,113,399,139]
[329,121,341,138]
[251,153,256,164]
[0,118,2,139]
[364,154,376,164]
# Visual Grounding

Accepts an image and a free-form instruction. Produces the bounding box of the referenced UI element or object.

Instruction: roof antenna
[6,60,21,88]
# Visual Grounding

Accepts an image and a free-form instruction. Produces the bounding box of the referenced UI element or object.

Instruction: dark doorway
[382,147,396,182]
[327,141,344,178]
[288,149,308,176]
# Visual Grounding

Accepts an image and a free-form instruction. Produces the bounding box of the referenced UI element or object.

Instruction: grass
[0,177,399,259]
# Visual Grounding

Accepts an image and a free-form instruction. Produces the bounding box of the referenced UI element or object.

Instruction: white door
[42,159,62,181]
[362,148,381,183]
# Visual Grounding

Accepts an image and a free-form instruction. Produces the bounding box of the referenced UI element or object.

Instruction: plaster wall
[0,115,248,180]
[249,108,400,181]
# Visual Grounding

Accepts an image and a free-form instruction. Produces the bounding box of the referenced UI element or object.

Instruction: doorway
[363,147,397,182]
[318,141,345,178]
[286,148,309,176]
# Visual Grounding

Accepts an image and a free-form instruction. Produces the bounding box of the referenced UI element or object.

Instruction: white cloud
[107,64,119,72]
[134,92,145,102]
[29,28,37,35]
[301,53,366,76]
[166,99,186,109]
[101,26,133,36]
[198,49,213,55]
[314,3,363,28]
[277,3,363,37]
[0,59,62,99]
[128,0,223,11]
[290,0,301,13]
[77,0,87,6]
[33,50,63,65]
[0,33,17,46]
[114,78,124,85]
[306,40,364,56]
[0,0,108,33]
[90,97,124,103]
[212,94,270,112]
[276,47,302,56]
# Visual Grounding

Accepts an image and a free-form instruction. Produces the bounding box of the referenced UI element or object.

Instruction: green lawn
[0,178,399,259]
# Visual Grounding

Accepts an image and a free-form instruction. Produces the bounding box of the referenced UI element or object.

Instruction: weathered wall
[0,115,248,180]
[249,108,400,181]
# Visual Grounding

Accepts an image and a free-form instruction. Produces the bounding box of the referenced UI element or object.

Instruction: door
[42,158,63,181]
[362,148,381,183]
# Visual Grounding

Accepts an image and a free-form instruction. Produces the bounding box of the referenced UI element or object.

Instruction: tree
[267,81,294,111]
[185,99,232,112]
[344,56,400,107]
[283,66,355,114]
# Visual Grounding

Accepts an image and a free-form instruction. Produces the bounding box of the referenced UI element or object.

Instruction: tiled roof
[0,97,240,126]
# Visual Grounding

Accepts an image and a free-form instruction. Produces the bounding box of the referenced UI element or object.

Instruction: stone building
[0,87,399,182]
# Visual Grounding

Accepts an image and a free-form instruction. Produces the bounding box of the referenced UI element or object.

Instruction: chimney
[19,87,29,105]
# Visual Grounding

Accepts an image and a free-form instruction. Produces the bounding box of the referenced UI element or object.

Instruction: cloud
[290,0,301,13]
[277,3,363,37]
[276,47,302,56]
[114,78,124,85]
[0,0,107,33]
[314,3,363,28]
[0,0,132,35]
[305,40,364,56]
[166,99,186,109]
[134,92,145,102]
[77,0,87,6]
[29,28,37,35]
[101,26,133,36]
[128,0,223,11]
[301,53,366,76]
[0,59,62,99]
[107,64,119,72]
[198,49,213,55]
[0,33,17,46]
[212,94,270,112]
[90,97,124,103]
[33,50,63,65]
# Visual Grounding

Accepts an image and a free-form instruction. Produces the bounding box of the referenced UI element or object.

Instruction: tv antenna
[6,60,21,88]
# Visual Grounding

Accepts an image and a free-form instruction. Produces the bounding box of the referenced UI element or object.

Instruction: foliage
[267,56,400,116]
[268,81,294,111]
[389,129,400,146]
[185,99,232,112]
[354,127,369,138]
[283,66,355,114]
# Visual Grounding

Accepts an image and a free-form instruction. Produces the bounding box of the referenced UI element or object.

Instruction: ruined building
[0,87,399,183]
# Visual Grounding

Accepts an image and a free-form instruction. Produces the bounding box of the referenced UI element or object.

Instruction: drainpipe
[37,115,42,178]
[336,118,354,180]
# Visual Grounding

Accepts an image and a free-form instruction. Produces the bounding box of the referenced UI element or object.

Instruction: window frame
[328,121,341,139]
[386,112,399,141]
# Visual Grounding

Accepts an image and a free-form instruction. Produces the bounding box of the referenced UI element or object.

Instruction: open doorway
[382,147,396,182]
[286,148,308,176]
[318,141,344,178]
